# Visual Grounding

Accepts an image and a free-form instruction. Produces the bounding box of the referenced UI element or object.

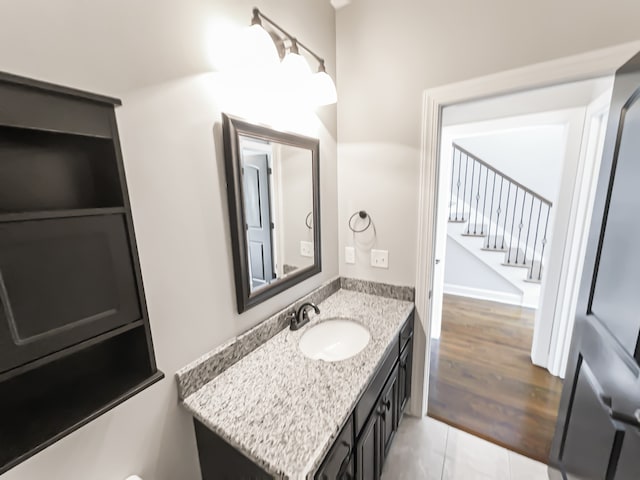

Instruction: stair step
[481,246,508,252]
[502,247,534,268]
[448,218,467,224]
[481,235,508,252]
[524,261,543,283]
[461,223,488,237]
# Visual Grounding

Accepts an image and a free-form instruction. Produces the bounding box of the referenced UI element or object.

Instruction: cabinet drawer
[0,214,141,373]
[399,311,414,354]
[315,416,355,480]
[355,335,399,435]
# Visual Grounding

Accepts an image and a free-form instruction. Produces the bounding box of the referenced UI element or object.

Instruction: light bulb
[280,51,312,83]
[239,24,280,71]
[310,70,337,106]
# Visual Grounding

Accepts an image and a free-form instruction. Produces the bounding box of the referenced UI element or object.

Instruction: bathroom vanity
[176,282,415,479]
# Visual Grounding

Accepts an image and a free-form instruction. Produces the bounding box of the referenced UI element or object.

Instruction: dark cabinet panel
[379,365,398,464]
[398,340,413,419]
[355,336,399,435]
[0,214,141,373]
[356,363,401,480]
[315,417,355,480]
[357,408,381,480]
[399,312,414,353]
[194,420,271,480]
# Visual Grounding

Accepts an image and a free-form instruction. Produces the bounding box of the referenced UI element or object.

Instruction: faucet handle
[286,310,297,327]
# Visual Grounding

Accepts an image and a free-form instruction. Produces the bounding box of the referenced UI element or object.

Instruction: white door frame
[409,41,640,417]
[544,89,611,377]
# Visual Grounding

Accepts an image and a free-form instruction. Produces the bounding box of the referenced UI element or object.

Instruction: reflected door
[242,154,274,290]
[551,51,640,480]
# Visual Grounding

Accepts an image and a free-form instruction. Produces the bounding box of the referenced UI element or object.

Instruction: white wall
[444,238,521,294]
[277,145,315,271]
[0,1,337,479]
[336,0,640,286]
[338,143,419,284]
[455,126,567,204]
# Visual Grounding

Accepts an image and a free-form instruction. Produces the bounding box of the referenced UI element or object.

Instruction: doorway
[410,43,640,465]
[427,80,612,461]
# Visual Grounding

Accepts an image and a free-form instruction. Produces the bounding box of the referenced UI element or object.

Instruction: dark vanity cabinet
[350,314,413,480]
[0,72,162,474]
[193,311,415,480]
[316,417,356,480]
[319,311,414,480]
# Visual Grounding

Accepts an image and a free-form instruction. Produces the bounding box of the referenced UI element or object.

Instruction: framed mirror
[222,114,321,313]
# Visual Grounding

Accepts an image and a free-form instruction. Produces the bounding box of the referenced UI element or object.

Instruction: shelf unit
[0,71,163,474]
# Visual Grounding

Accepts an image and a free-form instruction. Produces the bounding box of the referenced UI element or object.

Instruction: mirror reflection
[223,113,320,312]
[239,136,315,291]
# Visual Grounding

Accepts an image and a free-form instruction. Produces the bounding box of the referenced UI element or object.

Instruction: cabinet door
[0,214,141,373]
[379,365,398,466]
[316,418,355,480]
[357,409,381,480]
[398,340,413,419]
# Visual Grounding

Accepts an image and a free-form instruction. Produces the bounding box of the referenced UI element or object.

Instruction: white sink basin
[299,318,371,362]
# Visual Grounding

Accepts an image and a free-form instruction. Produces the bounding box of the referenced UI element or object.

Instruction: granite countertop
[181,289,414,479]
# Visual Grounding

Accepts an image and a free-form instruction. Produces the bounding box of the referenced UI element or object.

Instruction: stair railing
[449,143,553,281]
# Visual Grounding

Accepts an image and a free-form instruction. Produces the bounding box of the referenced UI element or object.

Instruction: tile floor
[382,416,549,480]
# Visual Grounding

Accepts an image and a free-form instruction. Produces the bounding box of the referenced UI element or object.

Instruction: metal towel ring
[305,212,313,229]
[348,210,372,233]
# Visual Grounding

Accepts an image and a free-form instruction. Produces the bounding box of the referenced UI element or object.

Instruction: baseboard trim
[443,283,525,307]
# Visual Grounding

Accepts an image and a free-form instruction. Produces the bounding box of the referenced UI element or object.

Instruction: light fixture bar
[252,8,325,69]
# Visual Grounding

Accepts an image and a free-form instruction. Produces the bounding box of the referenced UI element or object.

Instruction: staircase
[447,143,553,306]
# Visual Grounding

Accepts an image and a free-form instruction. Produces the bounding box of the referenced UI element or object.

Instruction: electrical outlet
[370,249,389,269]
[345,246,355,264]
[300,241,313,258]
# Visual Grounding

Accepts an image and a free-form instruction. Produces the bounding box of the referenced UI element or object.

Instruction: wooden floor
[428,294,563,463]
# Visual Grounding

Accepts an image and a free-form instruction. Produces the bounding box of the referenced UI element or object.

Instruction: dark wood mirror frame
[222,113,322,313]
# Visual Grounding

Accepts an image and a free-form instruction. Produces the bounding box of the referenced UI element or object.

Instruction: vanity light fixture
[247,8,337,106]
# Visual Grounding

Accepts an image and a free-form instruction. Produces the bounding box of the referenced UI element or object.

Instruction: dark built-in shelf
[0,319,144,383]
[0,70,162,474]
[0,324,164,474]
[0,207,127,223]
[0,124,123,213]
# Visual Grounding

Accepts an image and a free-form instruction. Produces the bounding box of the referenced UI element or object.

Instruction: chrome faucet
[289,302,320,330]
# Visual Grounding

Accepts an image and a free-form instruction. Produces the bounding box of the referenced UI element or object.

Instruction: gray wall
[0,1,337,479]
[336,0,640,285]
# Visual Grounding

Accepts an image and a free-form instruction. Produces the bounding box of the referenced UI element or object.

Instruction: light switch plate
[371,249,389,269]
[345,246,355,264]
[300,241,313,258]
